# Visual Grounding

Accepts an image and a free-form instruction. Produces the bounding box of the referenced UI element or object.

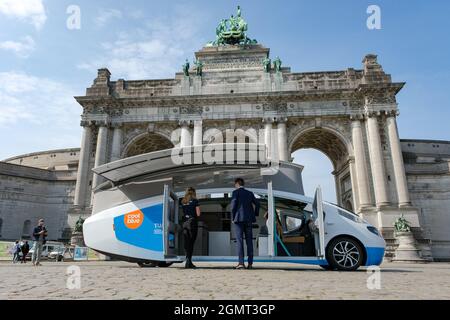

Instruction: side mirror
[283,217,303,234]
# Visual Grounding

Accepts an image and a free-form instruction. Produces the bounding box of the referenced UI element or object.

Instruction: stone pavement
[1,261,449,300]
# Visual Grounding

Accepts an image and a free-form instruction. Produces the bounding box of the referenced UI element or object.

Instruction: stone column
[351,118,372,208]
[366,114,389,207]
[348,158,360,212]
[386,114,411,207]
[179,120,191,147]
[263,118,273,159]
[276,118,289,161]
[92,122,109,189]
[74,122,92,206]
[110,124,123,162]
[193,120,203,146]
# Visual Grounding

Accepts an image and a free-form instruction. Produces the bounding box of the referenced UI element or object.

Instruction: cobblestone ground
[1,261,449,299]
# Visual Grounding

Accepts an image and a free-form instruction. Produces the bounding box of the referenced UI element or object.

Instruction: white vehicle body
[84,145,385,270]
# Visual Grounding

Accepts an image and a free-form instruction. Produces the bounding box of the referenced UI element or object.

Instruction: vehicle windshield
[325,202,367,224]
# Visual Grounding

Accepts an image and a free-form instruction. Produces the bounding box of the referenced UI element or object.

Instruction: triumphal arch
[71,7,426,255]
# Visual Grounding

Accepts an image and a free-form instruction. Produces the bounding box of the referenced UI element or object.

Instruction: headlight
[367,226,381,237]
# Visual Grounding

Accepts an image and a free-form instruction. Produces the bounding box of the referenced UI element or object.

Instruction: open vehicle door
[163,184,180,259]
[267,180,276,256]
[312,186,325,258]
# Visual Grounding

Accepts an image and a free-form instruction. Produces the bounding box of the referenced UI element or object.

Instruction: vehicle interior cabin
[171,192,317,258]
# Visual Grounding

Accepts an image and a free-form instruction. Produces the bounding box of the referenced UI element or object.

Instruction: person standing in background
[32,219,47,266]
[180,187,201,269]
[12,240,21,263]
[230,178,260,270]
[21,241,30,263]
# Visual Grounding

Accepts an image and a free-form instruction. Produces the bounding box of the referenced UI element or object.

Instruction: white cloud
[0,71,82,159]
[0,0,47,30]
[0,36,35,58]
[127,9,144,20]
[95,8,123,27]
[79,6,208,79]
[0,71,80,126]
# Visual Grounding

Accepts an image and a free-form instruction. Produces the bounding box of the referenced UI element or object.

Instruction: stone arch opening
[289,127,354,208]
[22,220,31,238]
[292,149,337,202]
[290,127,350,169]
[123,132,174,158]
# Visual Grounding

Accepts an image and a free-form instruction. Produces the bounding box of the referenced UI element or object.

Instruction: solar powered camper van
[83,144,385,271]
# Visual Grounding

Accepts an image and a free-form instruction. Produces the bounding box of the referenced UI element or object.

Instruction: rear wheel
[137,261,173,268]
[156,261,173,267]
[326,237,364,271]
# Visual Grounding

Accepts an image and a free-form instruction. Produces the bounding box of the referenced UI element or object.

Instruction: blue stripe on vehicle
[365,247,385,266]
[192,256,328,265]
[114,203,163,251]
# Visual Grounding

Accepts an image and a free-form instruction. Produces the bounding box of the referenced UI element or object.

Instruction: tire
[326,236,364,271]
[319,265,335,271]
[137,261,157,267]
[156,261,173,268]
[137,261,173,268]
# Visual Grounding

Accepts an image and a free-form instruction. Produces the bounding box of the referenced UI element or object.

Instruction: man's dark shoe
[234,264,245,269]
[246,264,253,269]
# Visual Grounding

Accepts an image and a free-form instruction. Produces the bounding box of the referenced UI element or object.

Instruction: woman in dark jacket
[180,187,201,268]
[21,241,30,263]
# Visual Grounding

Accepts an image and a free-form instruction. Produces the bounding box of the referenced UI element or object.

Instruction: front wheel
[326,237,364,271]
[319,265,335,271]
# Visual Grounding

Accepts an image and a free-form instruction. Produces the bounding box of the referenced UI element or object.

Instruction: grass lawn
[1,240,100,260]
[0,241,13,258]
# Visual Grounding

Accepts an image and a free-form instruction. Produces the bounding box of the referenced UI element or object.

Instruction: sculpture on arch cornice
[194,58,203,76]
[182,59,190,76]
[273,56,282,72]
[206,5,257,46]
[262,57,271,72]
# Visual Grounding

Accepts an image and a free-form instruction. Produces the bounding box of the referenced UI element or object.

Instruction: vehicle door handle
[326,222,334,225]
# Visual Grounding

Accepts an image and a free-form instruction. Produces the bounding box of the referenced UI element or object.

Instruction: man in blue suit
[230,178,260,269]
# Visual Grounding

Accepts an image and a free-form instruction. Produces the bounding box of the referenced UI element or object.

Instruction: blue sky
[1,0,449,201]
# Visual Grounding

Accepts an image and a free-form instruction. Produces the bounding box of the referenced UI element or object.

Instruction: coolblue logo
[114,203,164,251]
